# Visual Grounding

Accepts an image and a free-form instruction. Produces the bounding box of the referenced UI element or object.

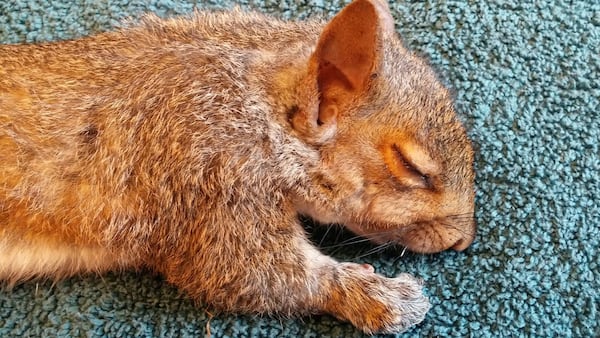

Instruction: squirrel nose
[450,227,476,251]
[453,215,477,251]
[451,238,470,251]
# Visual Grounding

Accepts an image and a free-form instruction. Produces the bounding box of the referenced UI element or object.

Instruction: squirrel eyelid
[392,144,433,189]
[392,144,423,176]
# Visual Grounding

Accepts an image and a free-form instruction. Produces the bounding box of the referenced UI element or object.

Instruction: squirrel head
[290,0,475,253]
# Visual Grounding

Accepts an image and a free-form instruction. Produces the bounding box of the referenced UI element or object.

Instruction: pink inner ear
[292,0,390,140]
[315,0,379,95]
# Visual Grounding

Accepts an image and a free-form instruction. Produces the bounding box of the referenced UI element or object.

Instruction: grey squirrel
[0,0,475,333]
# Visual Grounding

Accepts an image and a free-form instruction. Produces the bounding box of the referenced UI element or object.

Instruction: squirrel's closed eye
[392,145,433,189]
[381,141,438,190]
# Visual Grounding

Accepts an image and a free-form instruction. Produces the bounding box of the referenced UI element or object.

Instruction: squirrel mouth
[345,219,475,254]
[396,220,476,254]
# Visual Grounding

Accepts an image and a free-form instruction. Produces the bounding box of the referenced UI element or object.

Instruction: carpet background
[1,0,599,337]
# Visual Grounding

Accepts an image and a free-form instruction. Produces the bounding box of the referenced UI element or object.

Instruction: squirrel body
[0,1,475,333]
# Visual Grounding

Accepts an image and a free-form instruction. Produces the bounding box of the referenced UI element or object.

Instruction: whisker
[318,224,335,247]
[438,221,476,237]
[329,238,377,257]
[353,242,394,260]
[322,236,375,250]
[444,212,475,218]
[334,226,344,244]
[390,247,408,266]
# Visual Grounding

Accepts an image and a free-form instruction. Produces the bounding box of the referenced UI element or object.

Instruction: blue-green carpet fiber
[1,0,599,337]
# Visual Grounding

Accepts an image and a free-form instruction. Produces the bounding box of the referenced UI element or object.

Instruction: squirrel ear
[291,0,394,144]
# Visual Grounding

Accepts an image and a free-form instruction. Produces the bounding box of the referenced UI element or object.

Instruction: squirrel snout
[397,217,476,254]
[451,237,472,251]
[450,220,476,251]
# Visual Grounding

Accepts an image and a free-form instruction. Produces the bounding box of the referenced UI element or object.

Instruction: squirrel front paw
[325,263,430,334]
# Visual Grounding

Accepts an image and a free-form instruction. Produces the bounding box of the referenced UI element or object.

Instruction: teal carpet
[1,0,599,337]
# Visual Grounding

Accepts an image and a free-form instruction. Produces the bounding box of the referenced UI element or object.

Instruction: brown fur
[0,0,475,334]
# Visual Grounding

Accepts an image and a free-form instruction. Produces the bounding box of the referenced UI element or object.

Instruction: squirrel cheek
[366,195,416,225]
